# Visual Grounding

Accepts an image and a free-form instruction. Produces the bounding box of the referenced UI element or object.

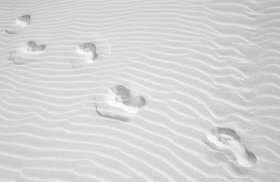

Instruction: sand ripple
[0,0,280,182]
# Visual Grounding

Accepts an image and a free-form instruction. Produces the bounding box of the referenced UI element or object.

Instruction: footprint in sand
[107,85,146,114]
[25,41,46,52]
[5,14,31,34]
[204,127,257,167]
[71,42,98,68]
[77,42,98,61]
[69,32,111,69]
[9,41,46,65]
[94,85,146,122]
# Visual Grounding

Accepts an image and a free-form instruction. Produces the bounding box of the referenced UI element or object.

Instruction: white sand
[0,0,280,181]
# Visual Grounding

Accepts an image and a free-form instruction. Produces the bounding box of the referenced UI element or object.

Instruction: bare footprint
[204,127,257,167]
[77,42,98,61]
[8,41,46,65]
[71,42,98,69]
[107,85,146,114]
[93,97,129,122]
[69,32,112,69]
[9,50,32,65]
[93,86,146,122]
[16,15,31,26]
[5,14,31,34]
[25,41,46,53]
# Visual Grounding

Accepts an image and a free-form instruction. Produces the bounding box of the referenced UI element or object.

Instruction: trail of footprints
[5,15,98,66]
[4,14,258,169]
[5,15,146,121]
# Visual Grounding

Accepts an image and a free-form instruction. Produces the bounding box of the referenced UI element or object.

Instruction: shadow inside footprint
[93,96,130,122]
[77,42,98,61]
[26,41,46,52]
[108,85,146,114]
[17,14,31,26]
[204,127,257,167]
[93,86,146,122]
[5,14,31,34]
[8,41,46,65]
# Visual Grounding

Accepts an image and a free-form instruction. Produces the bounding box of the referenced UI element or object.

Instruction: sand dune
[1,0,280,182]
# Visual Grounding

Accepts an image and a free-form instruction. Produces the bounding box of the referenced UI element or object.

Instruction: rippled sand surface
[0,0,280,181]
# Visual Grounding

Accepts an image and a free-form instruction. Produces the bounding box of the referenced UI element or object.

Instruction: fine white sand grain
[0,0,280,182]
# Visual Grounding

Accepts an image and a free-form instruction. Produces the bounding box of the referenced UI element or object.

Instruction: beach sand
[0,0,280,181]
